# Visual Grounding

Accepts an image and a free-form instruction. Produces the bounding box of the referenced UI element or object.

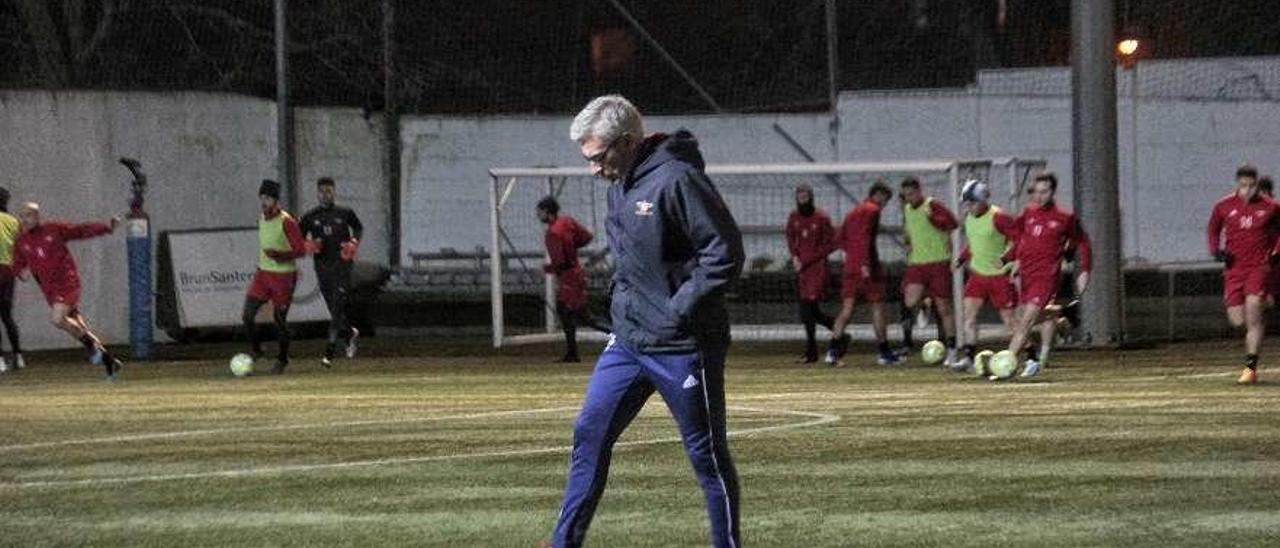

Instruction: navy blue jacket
[607,130,744,354]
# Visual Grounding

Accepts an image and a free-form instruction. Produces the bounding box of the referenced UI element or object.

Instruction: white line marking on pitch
[1,406,838,489]
[0,407,580,453]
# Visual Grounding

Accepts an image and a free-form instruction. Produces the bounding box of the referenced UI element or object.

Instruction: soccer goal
[487,159,1045,348]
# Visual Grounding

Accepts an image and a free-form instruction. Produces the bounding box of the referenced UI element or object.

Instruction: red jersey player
[12,202,123,379]
[1004,173,1091,378]
[786,183,837,363]
[828,180,898,366]
[1255,176,1280,307]
[537,196,598,363]
[1206,166,1280,384]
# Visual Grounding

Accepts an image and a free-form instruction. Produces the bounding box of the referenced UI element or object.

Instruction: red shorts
[1224,266,1270,308]
[841,269,885,302]
[902,261,952,300]
[557,267,588,312]
[247,270,298,309]
[1018,271,1059,307]
[964,272,1016,310]
[37,272,80,307]
[796,263,830,302]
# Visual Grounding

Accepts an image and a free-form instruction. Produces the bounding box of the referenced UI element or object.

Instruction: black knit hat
[259,179,281,199]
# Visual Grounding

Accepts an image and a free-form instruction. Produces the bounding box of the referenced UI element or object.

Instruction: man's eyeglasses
[584,138,618,165]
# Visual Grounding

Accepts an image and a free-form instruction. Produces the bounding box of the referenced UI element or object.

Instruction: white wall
[295,108,389,264]
[401,57,1280,266]
[399,113,833,265]
[0,93,391,350]
[0,91,277,350]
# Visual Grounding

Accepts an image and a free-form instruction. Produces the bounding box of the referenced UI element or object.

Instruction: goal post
[487,159,1045,349]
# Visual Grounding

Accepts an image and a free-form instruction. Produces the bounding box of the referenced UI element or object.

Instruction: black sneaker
[558,354,581,363]
[104,357,123,382]
[270,360,288,375]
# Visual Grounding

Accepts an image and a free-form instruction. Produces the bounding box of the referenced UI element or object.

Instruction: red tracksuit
[1009,201,1091,307]
[1206,193,1280,307]
[836,199,885,302]
[13,221,112,307]
[543,216,593,311]
[786,208,835,301]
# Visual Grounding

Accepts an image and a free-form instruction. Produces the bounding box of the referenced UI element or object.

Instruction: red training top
[13,220,112,286]
[1206,193,1280,269]
[836,199,883,275]
[1008,201,1092,277]
[786,208,836,270]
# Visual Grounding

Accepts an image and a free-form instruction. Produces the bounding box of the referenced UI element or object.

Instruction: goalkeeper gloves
[340,238,359,261]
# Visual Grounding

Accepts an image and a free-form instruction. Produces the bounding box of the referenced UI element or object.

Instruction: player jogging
[951,180,1019,372]
[1206,166,1280,385]
[537,196,600,363]
[12,203,121,379]
[786,183,837,363]
[899,177,961,366]
[542,95,744,548]
[1004,173,1090,379]
[827,180,898,366]
[1256,176,1280,308]
[300,177,363,367]
[0,188,23,373]
[243,179,308,374]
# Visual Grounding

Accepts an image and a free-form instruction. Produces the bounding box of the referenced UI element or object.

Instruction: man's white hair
[569,95,644,143]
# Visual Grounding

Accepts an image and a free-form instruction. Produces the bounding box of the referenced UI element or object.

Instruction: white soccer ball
[988,350,1018,380]
[230,353,255,377]
[921,340,946,365]
[974,350,994,377]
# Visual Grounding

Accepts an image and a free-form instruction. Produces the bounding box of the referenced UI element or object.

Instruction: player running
[1256,176,1280,308]
[827,180,898,366]
[0,188,23,373]
[243,179,308,374]
[786,183,837,363]
[1004,173,1090,378]
[899,177,961,366]
[300,177,363,367]
[543,95,744,548]
[12,203,122,379]
[536,195,600,363]
[1206,166,1280,385]
[951,180,1019,372]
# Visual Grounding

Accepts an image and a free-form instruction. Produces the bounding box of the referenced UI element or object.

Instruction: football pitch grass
[2,338,1279,547]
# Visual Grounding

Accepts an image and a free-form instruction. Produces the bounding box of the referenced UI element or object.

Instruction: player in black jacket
[300,177,364,366]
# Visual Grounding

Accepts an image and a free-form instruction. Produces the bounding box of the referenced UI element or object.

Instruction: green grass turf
[2,338,1280,547]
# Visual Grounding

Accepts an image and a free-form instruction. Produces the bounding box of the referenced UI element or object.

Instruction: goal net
[487,159,1045,348]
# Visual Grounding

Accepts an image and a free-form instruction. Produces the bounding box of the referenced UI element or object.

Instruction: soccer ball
[974,350,994,377]
[230,353,255,377]
[921,340,946,365]
[988,350,1018,380]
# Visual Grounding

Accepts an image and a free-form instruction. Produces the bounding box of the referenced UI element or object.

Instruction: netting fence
[3,1,1278,114]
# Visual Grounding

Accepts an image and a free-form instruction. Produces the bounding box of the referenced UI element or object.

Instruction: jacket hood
[628,129,705,185]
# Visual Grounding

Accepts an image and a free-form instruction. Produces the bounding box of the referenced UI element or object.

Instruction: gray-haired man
[542,95,744,548]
